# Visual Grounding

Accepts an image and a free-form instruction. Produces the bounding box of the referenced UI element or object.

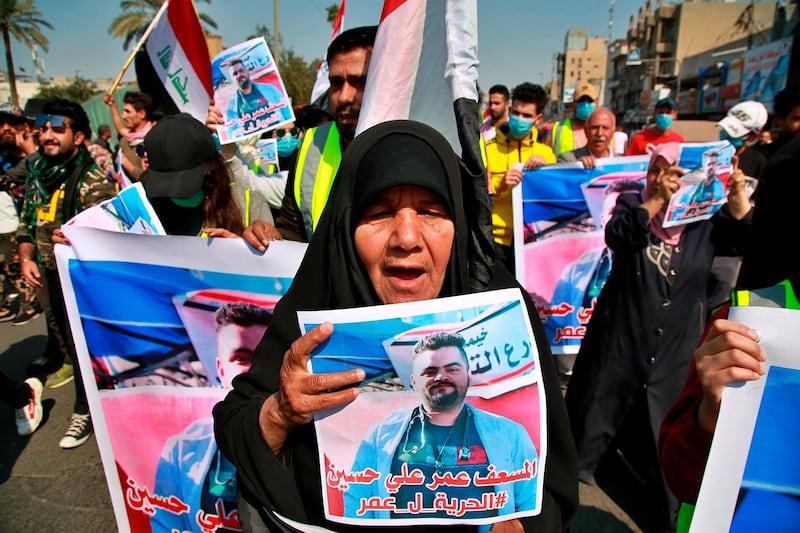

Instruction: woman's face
[646,155,671,196]
[355,185,455,304]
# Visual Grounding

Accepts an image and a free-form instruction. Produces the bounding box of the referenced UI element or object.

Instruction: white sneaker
[59,413,92,449]
[15,378,44,436]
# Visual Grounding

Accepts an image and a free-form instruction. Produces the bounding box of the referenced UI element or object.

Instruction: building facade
[554,28,608,119]
[605,0,781,128]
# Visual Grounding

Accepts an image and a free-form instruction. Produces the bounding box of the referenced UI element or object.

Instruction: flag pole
[107,0,171,96]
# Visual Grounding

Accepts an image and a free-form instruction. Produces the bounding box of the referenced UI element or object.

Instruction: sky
[9,0,764,97]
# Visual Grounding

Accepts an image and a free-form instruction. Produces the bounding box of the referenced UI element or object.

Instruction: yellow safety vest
[550,118,575,156]
[293,122,342,238]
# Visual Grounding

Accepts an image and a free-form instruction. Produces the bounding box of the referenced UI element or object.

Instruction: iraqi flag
[310,0,346,105]
[357,0,494,289]
[356,0,479,156]
[134,0,212,121]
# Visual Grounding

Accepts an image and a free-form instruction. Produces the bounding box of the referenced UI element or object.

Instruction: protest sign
[515,156,648,357]
[301,288,545,526]
[662,142,735,227]
[57,227,305,532]
[212,37,294,144]
[255,138,279,173]
[741,36,793,113]
[514,142,735,358]
[691,306,800,533]
[64,182,166,235]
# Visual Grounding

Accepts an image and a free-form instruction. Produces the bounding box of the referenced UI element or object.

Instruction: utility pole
[608,0,615,45]
[274,0,280,66]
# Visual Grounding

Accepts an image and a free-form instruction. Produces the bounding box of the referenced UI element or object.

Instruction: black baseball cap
[0,103,30,124]
[143,113,217,199]
[655,97,677,111]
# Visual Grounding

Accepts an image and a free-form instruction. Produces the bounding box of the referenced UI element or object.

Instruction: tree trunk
[2,28,18,107]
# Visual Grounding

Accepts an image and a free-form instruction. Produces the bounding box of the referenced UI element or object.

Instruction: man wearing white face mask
[717,100,768,181]
[485,82,556,273]
[626,97,685,155]
[549,83,597,157]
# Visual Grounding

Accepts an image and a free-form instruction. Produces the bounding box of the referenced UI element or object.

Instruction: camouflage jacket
[17,146,116,269]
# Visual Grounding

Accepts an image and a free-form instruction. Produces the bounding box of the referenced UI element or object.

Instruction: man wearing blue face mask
[626,97,685,155]
[485,82,556,273]
[716,100,768,181]
[549,83,597,157]
[273,124,302,168]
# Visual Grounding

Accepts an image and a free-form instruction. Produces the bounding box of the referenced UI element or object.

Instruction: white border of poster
[212,37,295,144]
[300,289,547,527]
[56,227,306,532]
[690,306,800,533]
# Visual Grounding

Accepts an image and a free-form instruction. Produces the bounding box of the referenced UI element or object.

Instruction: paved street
[0,316,641,532]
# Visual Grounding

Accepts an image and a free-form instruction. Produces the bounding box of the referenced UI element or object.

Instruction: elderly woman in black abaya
[213,120,578,532]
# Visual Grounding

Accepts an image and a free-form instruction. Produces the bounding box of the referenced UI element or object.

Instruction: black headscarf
[214,120,577,531]
[297,120,471,310]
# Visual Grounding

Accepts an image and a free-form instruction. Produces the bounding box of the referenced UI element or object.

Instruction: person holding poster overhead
[213,120,578,532]
[225,58,293,134]
[564,141,752,532]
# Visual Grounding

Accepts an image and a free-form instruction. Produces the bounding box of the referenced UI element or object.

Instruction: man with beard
[344,332,538,520]
[480,84,510,142]
[240,26,378,245]
[224,58,293,137]
[0,103,40,325]
[17,99,116,448]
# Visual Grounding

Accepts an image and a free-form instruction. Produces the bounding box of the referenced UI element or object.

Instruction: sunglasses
[274,127,300,138]
[34,114,71,133]
[135,144,147,158]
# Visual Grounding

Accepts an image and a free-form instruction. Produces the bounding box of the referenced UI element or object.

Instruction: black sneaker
[12,306,42,326]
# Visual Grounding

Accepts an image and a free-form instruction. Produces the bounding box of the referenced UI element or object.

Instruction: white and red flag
[355,0,479,156]
[357,0,493,289]
[136,0,212,122]
[310,0,346,105]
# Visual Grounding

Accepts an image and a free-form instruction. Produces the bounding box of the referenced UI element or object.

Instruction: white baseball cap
[717,101,768,138]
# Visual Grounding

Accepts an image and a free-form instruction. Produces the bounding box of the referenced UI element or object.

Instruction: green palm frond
[0,0,53,105]
[109,0,218,50]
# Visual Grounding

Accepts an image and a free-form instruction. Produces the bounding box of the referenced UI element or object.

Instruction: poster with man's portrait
[57,227,306,532]
[212,37,295,144]
[301,289,546,527]
[512,156,649,360]
[662,143,736,227]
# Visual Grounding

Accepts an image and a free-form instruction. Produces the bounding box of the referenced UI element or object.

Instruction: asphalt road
[0,317,641,533]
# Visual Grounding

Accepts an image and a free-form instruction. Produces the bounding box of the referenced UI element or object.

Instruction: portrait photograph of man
[300,290,545,527]
[212,37,294,143]
[344,332,539,521]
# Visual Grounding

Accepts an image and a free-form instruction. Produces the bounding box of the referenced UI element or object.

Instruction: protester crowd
[2,22,800,533]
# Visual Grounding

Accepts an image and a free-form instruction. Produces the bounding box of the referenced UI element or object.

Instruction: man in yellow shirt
[485,82,556,273]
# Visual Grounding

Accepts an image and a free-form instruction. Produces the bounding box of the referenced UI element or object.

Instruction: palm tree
[0,0,53,106]
[109,0,218,51]
[326,3,339,27]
